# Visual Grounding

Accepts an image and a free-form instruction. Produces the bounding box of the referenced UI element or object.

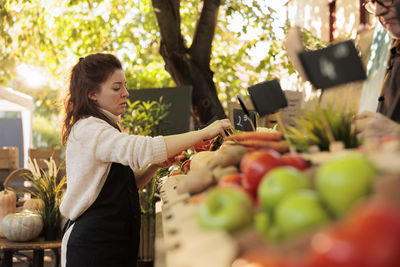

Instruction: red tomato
[180,159,191,174]
[240,149,283,194]
[281,153,309,170]
[307,200,400,267]
[193,139,213,152]
[169,151,188,165]
[218,172,242,188]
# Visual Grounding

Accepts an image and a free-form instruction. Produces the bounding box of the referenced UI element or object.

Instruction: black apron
[65,163,141,267]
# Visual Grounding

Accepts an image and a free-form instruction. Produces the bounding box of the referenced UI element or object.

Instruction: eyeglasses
[364,0,394,15]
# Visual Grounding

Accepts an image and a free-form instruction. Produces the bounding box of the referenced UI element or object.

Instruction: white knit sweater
[60,109,167,221]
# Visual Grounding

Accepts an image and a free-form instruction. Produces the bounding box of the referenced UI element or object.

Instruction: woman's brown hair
[62,53,122,146]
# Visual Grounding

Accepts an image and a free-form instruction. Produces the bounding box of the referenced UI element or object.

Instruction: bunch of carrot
[225,131,289,153]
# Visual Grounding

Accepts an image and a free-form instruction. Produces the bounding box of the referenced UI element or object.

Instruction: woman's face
[377,0,400,39]
[89,69,129,116]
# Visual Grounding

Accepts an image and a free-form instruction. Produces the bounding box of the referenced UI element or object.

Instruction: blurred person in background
[355,0,400,140]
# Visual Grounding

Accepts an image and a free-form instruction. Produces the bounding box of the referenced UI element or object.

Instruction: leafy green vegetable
[286,103,360,152]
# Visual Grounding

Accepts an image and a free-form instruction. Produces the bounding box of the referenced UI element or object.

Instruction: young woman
[60,53,232,267]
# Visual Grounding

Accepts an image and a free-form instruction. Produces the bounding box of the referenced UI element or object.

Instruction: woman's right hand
[200,119,233,140]
[354,110,400,140]
[163,118,233,159]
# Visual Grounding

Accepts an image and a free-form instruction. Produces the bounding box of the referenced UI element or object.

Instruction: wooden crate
[0,147,18,169]
[28,147,60,169]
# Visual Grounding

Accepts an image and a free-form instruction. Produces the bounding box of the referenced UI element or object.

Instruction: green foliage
[120,97,171,137]
[301,27,329,51]
[0,0,293,112]
[120,97,171,214]
[286,103,360,152]
[24,158,66,230]
[213,1,281,107]
[33,115,62,149]
[0,0,171,88]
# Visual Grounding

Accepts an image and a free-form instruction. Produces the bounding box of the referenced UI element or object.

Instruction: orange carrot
[226,131,283,142]
[232,139,289,153]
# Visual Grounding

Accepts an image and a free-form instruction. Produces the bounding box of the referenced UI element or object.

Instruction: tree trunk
[152,0,226,127]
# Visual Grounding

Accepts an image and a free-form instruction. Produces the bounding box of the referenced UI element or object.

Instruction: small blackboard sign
[233,108,257,131]
[248,79,288,117]
[298,40,367,89]
[128,86,192,135]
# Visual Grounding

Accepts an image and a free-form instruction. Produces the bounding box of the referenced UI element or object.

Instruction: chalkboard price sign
[233,108,256,131]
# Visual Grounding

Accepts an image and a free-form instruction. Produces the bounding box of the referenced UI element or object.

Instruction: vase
[138,212,155,267]
[44,225,60,241]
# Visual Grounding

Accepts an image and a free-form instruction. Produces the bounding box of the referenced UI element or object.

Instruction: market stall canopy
[0,86,34,167]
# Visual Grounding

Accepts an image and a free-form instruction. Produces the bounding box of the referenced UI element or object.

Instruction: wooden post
[328,0,336,42]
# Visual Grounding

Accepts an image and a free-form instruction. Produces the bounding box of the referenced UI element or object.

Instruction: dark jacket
[377,40,400,123]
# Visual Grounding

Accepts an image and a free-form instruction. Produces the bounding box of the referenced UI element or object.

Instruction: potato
[176,168,215,195]
[212,166,239,182]
[190,151,217,171]
[215,145,248,167]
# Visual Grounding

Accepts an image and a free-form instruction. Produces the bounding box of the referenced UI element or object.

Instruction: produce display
[157,126,400,267]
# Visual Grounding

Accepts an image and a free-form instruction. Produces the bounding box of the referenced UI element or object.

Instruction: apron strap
[62,219,75,237]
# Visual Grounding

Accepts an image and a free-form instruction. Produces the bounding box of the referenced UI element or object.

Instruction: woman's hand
[163,118,233,158]
[199,119,233,140]
[354,110,400,140]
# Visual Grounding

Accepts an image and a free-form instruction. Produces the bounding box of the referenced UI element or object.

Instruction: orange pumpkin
[0,189,17,237]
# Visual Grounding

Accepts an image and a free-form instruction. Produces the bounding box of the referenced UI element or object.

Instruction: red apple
[218,172,242,188]
[240,149,284,194]
[281,153,309,170]
[308,200,400,267]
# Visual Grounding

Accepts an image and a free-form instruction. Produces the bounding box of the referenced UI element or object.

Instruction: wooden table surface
[0,237,61,250]
[0,237,61,267]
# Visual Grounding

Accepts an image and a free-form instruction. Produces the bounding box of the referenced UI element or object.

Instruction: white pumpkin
[2,210,43,242]
[0,189,17,237]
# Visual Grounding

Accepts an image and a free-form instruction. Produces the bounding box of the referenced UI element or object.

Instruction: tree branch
[190,0,221,69]
[151,0,185,54]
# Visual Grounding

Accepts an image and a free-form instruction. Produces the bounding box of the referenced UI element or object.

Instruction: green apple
[254,211,270,238]
[275,189,329,238]
[258,166,311,212]
[253,212,281,242]
[316,152,378,217]
[196,187,254,232]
